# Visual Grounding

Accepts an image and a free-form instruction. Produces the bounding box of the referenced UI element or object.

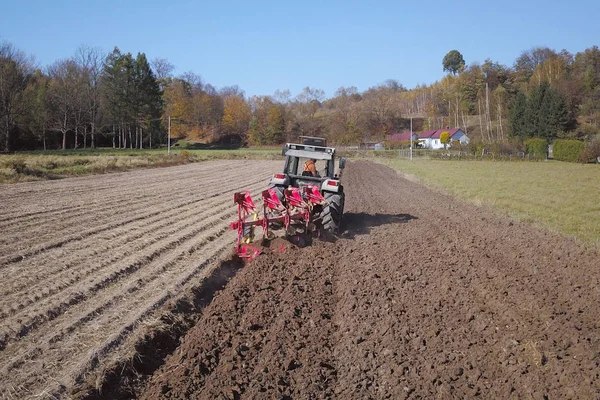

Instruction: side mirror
[281,145,287,156]
[339,157,346,169]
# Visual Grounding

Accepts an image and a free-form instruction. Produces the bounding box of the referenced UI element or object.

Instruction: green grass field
[382,158,600,246]
[0,146,281,183]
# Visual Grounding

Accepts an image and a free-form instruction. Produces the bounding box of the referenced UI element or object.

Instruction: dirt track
[1,160,599,399]
[140,161,600,399]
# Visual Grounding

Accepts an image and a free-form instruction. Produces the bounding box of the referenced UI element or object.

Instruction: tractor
[230,136,346,259]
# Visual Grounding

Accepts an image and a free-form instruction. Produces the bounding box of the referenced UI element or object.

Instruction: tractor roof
[284,142,336,160]
[285,148,332,160]
[299,136,327,147]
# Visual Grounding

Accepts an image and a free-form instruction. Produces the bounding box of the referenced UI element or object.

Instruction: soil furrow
[0,164,252,249]
[0,161,244,228]
[0,179,267,301]
[0,206,238,349]
[1,227,237,398]
[0,171,270,266]
[0,162,243,223]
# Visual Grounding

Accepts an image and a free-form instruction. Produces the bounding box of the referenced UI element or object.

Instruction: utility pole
[168,116,171,154]
[410,116,413,161]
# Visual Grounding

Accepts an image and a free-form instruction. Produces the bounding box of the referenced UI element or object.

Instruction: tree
[328,86,363,144]
[151,57,174,88]
[101,48,160,148]
[440,131,451,149]
[47,58,82,149]
[514,47,557,79]
[538,85,572,140]
[29,70,51,150]
[221,95,250,142]
[524,81,548,138]
[518,81,573,140]
[133,53,163,147]
[102,47,135,148]
[292,86,326,137]
[509,91,527,138]
[0,42,33,152]
[443,50,465,75]
[76,46,104,148]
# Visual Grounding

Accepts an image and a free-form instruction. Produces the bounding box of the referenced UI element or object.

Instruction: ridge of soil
[140,161,600,399]
[0,161,281,399]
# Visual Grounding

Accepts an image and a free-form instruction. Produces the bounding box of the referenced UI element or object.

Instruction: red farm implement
[229,185,327,260]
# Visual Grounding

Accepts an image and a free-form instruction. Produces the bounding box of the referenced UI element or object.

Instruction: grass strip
[381,158,600,246]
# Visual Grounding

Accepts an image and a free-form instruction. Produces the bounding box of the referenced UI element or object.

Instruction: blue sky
[1,0,598,98]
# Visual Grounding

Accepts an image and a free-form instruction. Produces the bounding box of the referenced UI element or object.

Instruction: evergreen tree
[509,91,527,138]
[442,50,466,75]
[524,81,548,138]
[539,86,571,140]
[133,53,163,147]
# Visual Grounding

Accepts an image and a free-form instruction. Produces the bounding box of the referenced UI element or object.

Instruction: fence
[338,146,549,162]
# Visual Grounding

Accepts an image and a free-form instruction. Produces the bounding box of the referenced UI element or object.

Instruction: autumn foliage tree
[222,95,250,143]
[440,131,451,149]
[2,40,600,151]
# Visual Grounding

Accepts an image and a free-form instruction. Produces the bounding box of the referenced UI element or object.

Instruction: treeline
[1,42,599,152]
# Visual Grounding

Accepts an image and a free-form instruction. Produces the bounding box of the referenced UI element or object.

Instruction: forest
[1,42,599,153]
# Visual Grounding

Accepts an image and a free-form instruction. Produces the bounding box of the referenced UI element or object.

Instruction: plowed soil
[2,160,599,400]
[140,161,600,400]
[0,160,280,399]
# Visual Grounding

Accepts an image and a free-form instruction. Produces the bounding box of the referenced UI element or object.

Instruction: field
[0,160,279,399]
[1,160,599,399]
[0,147,280,183]
[382,158,600,246]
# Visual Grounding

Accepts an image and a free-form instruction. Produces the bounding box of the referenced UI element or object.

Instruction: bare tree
[76,46,104,148]
[48,58,81,149]
[0,42,34,152]
[293,87,325,137]
[151,57,175,84]
[361,85,402,138]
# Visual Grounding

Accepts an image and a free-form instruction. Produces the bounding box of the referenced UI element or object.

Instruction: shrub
[578,138,600,163]
[553,139,585,162]
[384,140,411,149]
[524,138,547,159]
[6,158,27,174]
[177,150,192,163]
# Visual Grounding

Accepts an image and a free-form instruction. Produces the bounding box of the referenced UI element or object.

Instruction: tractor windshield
[286,156,331,177]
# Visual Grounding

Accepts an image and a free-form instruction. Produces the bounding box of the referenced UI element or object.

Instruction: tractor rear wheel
[321,192,344,233]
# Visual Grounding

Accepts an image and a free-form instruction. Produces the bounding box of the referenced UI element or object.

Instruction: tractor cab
[271,136,346,193]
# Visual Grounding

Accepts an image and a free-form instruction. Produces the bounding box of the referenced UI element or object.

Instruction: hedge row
[553,139,586,162]
[524,138,547,159]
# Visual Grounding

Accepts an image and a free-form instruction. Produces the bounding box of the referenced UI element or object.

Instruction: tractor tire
[320,192,344,234]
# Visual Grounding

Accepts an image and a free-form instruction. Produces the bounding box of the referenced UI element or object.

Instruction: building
[388,131,419,142]
[418,128,469,149]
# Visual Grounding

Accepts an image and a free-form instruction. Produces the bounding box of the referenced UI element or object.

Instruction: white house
[418,128,469,149]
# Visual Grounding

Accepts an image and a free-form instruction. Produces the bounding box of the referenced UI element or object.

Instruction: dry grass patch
[0,148,280,184]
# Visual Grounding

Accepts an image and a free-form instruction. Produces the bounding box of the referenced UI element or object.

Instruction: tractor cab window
[286,156,330,177]
[285,157,299,175]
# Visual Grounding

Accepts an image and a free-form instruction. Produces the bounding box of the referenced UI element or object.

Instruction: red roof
[388,131,416,141]
[431,128,462,139]
[418,130,437,138]
[418,128,464,139]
